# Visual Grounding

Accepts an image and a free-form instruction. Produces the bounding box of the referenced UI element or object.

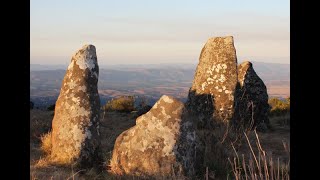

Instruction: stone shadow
[233,81,271,133]
[174,90,220,177]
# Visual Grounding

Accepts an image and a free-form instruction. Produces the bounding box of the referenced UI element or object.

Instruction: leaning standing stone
[50,44,101,168]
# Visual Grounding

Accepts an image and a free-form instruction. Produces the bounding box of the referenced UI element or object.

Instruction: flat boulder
[110,95,200,176]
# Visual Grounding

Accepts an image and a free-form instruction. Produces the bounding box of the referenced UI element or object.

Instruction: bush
[268,97,290,117]
[104,96,135,113]
[136,105,152,116]
[47,104,55,111]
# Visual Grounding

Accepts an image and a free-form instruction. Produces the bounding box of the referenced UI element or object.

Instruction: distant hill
[30,64,68,71]
[30,62,289,108]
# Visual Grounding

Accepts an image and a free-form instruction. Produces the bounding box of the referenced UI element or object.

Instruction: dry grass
[30,109,137,179]
[30,165,87,180]
[197,125,234,178]
[30,109,289,179]
[40,131,52,155]
[99,111,136,149]
[269,113,290,127]
[30,109,53,143]
[228,130,290,180]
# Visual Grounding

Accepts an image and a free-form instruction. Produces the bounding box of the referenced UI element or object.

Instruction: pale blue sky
[31,0,290,65]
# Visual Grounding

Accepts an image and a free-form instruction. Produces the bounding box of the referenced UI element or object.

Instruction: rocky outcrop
[184,36,272,177]
[234,61,270,131]
[50,44,101,168]
[186,36,238,127]
[110,95,200,177]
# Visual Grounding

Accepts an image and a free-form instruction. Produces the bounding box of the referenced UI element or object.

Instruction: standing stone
[234,61,270,131]
[110,95,200,177]
[50,44,101,168]
[186,36,238,126]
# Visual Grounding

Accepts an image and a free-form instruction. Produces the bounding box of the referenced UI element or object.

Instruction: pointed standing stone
[186,36,238,126]
[234,61,270,131]
[50,44,101,168]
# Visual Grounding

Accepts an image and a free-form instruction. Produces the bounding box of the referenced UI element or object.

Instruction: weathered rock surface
[186,36,238,126]
[50,44,101,168]
[234,61,270,130]
[110,95,200,176]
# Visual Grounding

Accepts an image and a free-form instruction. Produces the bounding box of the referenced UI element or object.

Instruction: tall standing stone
[186,36,238,126]
[50,44,101,168]
[234,61,270,131]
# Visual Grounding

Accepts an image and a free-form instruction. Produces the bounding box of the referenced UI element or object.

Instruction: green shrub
[136,105,152,117]
[104,96,135,113]
[47,104,55,111]
[268,97,290,117]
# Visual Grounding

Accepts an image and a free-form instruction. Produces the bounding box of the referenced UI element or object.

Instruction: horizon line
[30,61,290,66]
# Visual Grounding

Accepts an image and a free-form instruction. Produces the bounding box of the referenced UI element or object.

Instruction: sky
[31,0,290,65]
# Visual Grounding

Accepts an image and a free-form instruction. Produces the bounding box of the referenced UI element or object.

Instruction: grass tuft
[228,130,290,180]
[40,132,52,155]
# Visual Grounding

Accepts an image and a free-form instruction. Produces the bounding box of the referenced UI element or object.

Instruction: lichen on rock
[186,36,238,125]
[110,95,200,177]
[50,44,101,168]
